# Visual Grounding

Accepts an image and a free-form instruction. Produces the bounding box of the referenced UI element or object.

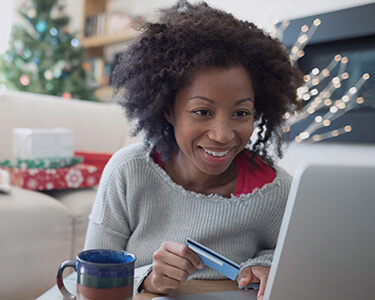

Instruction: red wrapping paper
[4,164,101,191]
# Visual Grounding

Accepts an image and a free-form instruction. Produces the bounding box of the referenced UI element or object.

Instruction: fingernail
[198,262,204,269]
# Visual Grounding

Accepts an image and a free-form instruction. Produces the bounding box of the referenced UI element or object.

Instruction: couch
[0,89,140,300]
[1,89,374,300]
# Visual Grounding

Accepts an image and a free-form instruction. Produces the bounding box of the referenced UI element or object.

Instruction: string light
[324,99,332,106]
[299,132,310,140]
[357,97,364,104]
[341,72,349,80]
[273,18,370,145]
[312,135,322,141]
[342,95,349,102]
[301,25,309,32]
[313,18,321,26]
[312,68,320,76]
[330,106,338,113]
[321,69,330,77]
[312,78,320,86]
[303,94,311,101]
[334,54,342,61]
[349,87,357,94]
[289,18,321,65]
[341,56,349,64]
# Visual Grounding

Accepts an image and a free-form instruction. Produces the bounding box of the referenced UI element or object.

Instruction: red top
[152,150,275,197]
[233,150,275,196]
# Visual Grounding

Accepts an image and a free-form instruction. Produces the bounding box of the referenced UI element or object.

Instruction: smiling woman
[84,1,303,299]
[0,0,12,54]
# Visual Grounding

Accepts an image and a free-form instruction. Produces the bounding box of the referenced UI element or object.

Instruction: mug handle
[56,260,77,300]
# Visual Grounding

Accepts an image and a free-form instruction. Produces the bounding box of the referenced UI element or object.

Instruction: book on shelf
[84,57,111,87]
[84,12,134,37]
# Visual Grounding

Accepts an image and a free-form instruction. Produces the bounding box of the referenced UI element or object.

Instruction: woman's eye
[194,110,211,116]
[234,111,249,117]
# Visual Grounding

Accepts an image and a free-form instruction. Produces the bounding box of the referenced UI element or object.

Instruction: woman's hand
[237,265,270,300]
[142,241,204,294]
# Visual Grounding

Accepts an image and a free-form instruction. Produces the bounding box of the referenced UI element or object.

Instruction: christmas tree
[0,0,96,101]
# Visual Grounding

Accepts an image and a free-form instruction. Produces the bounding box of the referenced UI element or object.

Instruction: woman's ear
[164,107,174,125]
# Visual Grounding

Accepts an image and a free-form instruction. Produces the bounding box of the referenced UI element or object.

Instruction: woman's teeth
[203,148,229,157]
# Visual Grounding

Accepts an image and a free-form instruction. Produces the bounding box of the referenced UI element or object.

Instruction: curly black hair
[112,0,303,164]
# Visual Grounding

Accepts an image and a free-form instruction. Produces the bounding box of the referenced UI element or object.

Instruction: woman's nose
[207,118,235,143]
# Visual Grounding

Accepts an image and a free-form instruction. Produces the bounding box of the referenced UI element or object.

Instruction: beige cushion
[0,187,74,300]
[45,188,97,258]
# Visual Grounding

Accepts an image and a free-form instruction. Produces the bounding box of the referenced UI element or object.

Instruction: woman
[84,1,303,299]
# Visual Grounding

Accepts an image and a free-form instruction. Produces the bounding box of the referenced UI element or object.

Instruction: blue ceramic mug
[57,249,136,300]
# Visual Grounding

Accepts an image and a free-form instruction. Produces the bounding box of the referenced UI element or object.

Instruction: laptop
[154,164,375,299]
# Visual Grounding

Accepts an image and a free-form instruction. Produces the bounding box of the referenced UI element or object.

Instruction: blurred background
[1,0,375,143]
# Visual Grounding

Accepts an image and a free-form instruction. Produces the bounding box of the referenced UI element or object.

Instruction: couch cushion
[0,187,74,300]
[44,188,97,258]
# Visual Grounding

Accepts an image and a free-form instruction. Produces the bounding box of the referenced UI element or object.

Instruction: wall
[10,0,375,38]
[65,0,375,33]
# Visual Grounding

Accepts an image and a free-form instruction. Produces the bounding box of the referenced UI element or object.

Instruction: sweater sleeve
[239,249,274,270]
[84,151,133,252]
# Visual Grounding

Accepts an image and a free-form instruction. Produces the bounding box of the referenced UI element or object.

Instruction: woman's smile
[200,146,234,164]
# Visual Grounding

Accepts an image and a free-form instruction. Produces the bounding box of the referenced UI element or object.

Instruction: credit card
[186,238,240,280]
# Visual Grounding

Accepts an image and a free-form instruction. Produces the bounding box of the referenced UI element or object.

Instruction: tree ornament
[50,27,58,36]
[35,20,48,33]
[53,68,62,79]
[21,49,32,59]
[20,75,30,86]
[62,92,72,99]
[44,70,53,80]
[14,39,25,51]
[70,38,80,47]
[26,8,37,19]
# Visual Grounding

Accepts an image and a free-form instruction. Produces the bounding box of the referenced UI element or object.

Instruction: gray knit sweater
[84,143,292,293]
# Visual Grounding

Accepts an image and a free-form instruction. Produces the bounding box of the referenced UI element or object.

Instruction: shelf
[81,29,138,48]
[82,0,139,101]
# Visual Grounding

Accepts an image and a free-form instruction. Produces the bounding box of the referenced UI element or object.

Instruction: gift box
[13,128,74,159]
[0,168,11,193]
[5,164,101,191]
[0,156,83,170]
[74,151,113,174]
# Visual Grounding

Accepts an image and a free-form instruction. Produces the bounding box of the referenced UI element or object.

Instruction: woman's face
[165,65,255,177]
